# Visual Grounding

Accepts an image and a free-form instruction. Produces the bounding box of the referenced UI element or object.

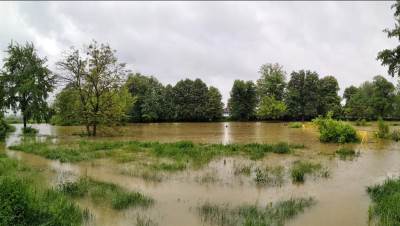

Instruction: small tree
[57,41,132,136]
[1,42,55,129]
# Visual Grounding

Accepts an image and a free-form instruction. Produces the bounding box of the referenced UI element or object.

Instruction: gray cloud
[0,1,398,103]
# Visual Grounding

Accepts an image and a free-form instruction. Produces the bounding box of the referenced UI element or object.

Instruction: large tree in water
[1,42,55,130]
[57,41,132,136]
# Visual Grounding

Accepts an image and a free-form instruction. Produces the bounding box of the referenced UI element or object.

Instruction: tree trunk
[86,125,91,136]
[93,124,97,136]
[23,115,27,129]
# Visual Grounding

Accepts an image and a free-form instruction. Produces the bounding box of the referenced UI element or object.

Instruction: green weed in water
[290,161,325,183]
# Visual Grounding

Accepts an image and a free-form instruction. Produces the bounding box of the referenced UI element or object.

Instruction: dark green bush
[391,129,400,142]
[313,114,359,143]
[23,126,38,135]
[0,118,15,140]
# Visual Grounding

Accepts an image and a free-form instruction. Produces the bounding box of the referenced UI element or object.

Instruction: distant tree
[162,84,176,121]
[257,96,286,120]
[206,86,224,121]
[343,85,359,105]
[318,76,341,117]
[1,42,55,129]
[228,80,257,120]
[126,73,164,122]
[344,82,376,120]
[173,78,209,121]
[377,1,400,77]
[285,70,319,121]
[371,75,395,118]
[51,85,81,126]
[57,41,133,136]
[256,63,286,101]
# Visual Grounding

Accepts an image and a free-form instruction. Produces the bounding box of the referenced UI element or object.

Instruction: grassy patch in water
[288,122,303,128]
[58,177,154,210]
[9,140,301,166]
[290,161,329,183]
[367,178,400,226]
[254,166,285,186]
[197,197,315,226]
[335,147,359,160]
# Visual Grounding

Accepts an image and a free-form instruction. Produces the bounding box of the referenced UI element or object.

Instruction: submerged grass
[336,147,359,160]
[58,177,154,210]
[254,166,285,186]
[288,122,303,128]
[290,161,328,183]
[10,140,302,166]
[197,197,315,226]
[367,178,400,226]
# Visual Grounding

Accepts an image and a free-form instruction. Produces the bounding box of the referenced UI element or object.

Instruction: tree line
[1,1,400,135]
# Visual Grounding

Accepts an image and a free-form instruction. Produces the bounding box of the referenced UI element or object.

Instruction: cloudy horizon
[0,1,398,104]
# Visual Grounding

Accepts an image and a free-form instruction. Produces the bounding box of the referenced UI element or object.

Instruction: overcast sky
[0,1,398,103]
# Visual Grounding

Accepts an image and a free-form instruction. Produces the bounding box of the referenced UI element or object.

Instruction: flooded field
[3,122,400,226]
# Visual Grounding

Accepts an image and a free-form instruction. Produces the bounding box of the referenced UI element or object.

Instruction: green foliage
[58,177,154,210]
[290,161,322,183]
[355,119,368,126]
[377,1,400,78]
[256,63,286,101]
[197,197,315,226]
[56,40,133,136]
[367,177,400,226]
[285,70,320,120]
[377,118,390,139]
[313,114,359,143]
[344,77,395,120]
[206,86,224,121]
[257,96,287,120]
[317,76,341,117]
[0,117,15,140]
[228,80,257,120]
[288,122,302,128]
[1,41,55,129]
[50,86,81,125]
[253,166,285,186]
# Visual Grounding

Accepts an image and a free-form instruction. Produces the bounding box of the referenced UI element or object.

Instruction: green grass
[367,178,400,226]
[288,122,303,128]
[10,140,301,165]
[233,163,252,176]
[58,177,154,210]
[0,153,84,226]
[197,197,315,226]
[391,129,400,142]
[290,161,325,183]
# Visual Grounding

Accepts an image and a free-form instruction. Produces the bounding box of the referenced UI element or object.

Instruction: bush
[376,118,389,139]
[355,119,368,126]
[313,114,359,143]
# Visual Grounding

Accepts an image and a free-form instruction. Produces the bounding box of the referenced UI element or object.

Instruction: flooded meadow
[2,122,400,226]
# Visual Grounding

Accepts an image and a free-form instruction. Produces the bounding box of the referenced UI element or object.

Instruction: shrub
[288,122,302,128]
[313,114,359,143]
[376,118,389,139]
[290,161,322,183]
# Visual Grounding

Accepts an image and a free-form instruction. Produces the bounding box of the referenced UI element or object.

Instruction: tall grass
[0,154,84,226]
[58,177,154,210]
[367,178,400,226]
[197,197,315,226]
[290,161,328,183]
[288,122,302,128]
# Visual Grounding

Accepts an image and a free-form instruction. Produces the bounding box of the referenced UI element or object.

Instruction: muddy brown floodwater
[4,122,400,226]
